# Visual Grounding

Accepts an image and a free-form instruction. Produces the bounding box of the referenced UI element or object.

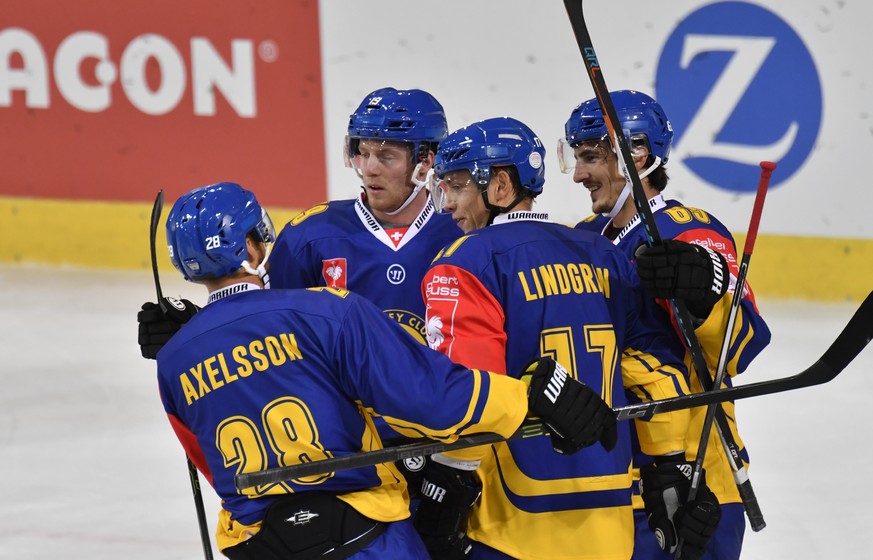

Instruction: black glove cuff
[655,452,688,466]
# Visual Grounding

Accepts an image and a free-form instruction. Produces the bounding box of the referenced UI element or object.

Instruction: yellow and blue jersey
[156,286,528,550]
[576,196,772,506]
[421,212,689,560]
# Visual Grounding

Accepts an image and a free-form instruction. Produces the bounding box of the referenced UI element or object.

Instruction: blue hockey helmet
[434,117,546,195]
[564,90,673,163]
[166,182,275,282]
[346,87,448,162]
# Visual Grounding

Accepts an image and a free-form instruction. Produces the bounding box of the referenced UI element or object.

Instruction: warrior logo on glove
[542,361,569,403]
[526,357,618,454]
[167,296,188,312]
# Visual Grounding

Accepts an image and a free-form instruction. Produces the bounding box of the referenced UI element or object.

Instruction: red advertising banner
[0,0,326,209]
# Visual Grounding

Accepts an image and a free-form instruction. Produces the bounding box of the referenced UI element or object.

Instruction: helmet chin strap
[383,162,431,217]
[602,184,631,219]
[601,156,662,218]
[482,189,528,226]
[242,241,273,288]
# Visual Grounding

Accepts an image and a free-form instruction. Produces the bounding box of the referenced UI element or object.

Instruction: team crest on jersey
[384,309,427,345]
[322,258,347,289]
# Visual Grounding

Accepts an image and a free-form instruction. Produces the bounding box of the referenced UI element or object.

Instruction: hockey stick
[235,289,873,489]
[684,161,775,541]
[562,0,766,532]
[149,190,214,560]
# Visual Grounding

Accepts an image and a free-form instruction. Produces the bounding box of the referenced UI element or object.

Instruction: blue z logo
[656,1,822,191]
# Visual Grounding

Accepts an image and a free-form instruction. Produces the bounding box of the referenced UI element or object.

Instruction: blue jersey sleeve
[333,292,528,443]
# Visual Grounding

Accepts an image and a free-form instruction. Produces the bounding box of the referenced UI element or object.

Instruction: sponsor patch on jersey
[425,312,447,351]
[322,258,347,289]
[386,263,406,285]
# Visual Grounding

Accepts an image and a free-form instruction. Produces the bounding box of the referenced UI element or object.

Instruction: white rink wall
[320,0,872,240]
[1,1,868,301]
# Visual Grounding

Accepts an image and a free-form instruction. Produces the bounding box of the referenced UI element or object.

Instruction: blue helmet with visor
[166,182,275,282]
[560,90,673,173]
[434,116,546,195]
[346,87,448,164]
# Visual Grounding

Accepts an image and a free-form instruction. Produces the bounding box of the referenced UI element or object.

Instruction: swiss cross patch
[322,258,347,289]
[385,227,409,248]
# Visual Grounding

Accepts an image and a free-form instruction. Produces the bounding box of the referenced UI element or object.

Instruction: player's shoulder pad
[575,213,608,233]
[284,201,329,228]
[305,286,352,298]
[658,200,732,238]
[430,233,480,264]
[285,199,357,229]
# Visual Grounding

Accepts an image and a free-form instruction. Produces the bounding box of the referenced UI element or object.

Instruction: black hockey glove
[137,297,200,359]
[640,455,722,560]
[526,357,618,454]
[413,460,480,560]
[634,239,728,319]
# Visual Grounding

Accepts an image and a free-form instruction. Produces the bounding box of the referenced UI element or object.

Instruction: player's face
[572,141,626,215]
[356,140,417,215]
[438,170,488,233]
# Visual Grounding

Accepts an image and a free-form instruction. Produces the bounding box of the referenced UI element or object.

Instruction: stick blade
[149,189,166,302]
[149,190,165,234]
[818,290,873,376]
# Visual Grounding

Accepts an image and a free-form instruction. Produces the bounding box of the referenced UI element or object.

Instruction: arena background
[1,0,870,302]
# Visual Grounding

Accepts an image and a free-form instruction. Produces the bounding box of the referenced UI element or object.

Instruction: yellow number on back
[539,324,618,405]
[215,396,335,497]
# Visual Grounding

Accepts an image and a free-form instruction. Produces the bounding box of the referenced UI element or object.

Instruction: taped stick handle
[743,161,776,256]
[738,478,766,532]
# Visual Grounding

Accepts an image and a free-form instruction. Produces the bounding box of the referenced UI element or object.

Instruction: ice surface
[1,264,869,559]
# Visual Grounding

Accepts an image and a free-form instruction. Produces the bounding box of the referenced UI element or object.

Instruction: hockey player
[560,90,772,560]
[265,86,464,488]
[138,87,462,482]
[417,117,716,560]
[140,87,459,353]
[268,86,461,343]
[155,182,615,559]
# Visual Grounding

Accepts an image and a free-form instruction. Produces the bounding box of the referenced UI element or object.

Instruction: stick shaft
[149,190,214,560]
[562,0,766,530]
[237,288,872,489]
[687,161,775,536]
